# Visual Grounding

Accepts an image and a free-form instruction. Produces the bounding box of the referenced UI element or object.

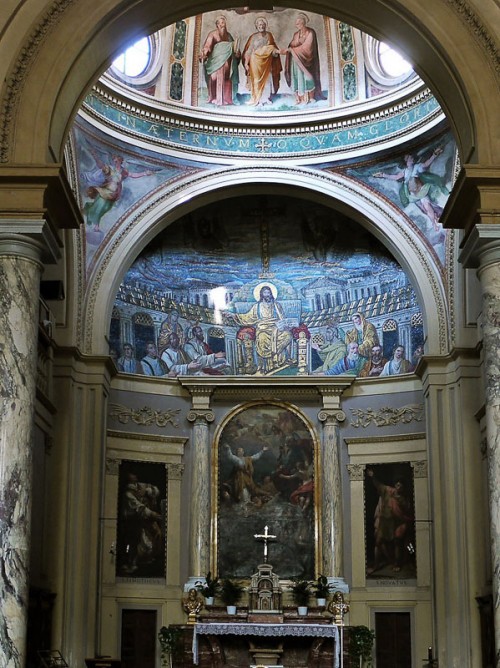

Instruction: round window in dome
[378,42,413,78]
[112,37,151,78]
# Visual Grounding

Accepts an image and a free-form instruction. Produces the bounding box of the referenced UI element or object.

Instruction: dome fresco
[105,8,418,119]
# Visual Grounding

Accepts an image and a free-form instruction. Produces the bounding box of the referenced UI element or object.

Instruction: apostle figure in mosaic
[345,312,380,359]
[379,344,412,376]
[200,15,241,105]
[117,342,143,375]
[242,17,282,106]
[158,309,185,357]
[311,320,346,373]
[184,325,229,374]
[320,341,370,376]
[141,341,169,376]
[283,13,324,105]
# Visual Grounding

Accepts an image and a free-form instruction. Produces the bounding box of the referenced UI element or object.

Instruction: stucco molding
[0,0,76,163]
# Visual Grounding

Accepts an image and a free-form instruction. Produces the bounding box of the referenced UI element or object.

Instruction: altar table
[193,622,340,668]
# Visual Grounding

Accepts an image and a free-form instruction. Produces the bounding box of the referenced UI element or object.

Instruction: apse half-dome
[109,195,424,379]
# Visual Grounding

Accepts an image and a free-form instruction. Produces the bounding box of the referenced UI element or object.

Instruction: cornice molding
[82,85,443,161]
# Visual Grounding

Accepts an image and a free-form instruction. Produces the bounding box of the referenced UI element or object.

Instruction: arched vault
[83,166,449,356]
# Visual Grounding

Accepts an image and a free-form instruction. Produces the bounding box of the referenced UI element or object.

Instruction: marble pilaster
[318,408,346,578]
[0,234,44,668]
[187,408,214,584]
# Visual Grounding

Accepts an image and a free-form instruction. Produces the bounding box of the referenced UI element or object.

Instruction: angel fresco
[81,144,155,239]
[373,147,449,232]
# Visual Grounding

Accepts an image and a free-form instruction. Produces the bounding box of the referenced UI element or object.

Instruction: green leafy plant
[196,571,220,598]
[290,577,311,607]
[220,578,244,606]
[158,625,181,668]
[312,574,332,598]
[349,625,375,667]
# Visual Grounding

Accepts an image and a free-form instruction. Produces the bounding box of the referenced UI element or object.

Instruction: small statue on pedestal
[327,591,350,625]
[183,588,203,624]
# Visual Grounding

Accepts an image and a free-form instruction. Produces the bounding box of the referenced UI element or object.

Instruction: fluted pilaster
[318,408,346,577]
[187,409,214,578]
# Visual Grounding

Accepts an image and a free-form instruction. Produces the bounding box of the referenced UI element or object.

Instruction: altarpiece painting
[215,403,318,579]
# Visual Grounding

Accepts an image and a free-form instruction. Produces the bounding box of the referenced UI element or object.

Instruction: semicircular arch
[1,0,498,165]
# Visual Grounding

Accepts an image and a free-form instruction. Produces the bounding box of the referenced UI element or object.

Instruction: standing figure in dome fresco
[282,13,324,105]
[345,312,380,359]
[228,284,293,374]
[200,15,241,105]
[242,17,282,106]
[373,147,449,231]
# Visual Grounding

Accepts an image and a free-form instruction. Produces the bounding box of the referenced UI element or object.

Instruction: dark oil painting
[116,460,167,578]
[364,462,416,580]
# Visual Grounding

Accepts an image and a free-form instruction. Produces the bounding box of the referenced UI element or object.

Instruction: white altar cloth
[193,622,340,668]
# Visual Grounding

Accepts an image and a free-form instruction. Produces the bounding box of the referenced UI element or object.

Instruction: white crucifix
[254,525,276,563]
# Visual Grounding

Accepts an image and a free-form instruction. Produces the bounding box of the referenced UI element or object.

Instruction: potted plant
[196,571,220,605]
[349,625,375,667]
[158,625,181,668]
[290,577,311,616]
[220,578,244,614]
[312,574,332,607]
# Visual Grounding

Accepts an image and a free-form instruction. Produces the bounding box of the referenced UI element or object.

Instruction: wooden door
[120,609,157,668]
[375,612,412,668]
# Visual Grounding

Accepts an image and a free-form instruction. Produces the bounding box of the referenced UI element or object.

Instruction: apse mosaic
[109,194,425,378]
